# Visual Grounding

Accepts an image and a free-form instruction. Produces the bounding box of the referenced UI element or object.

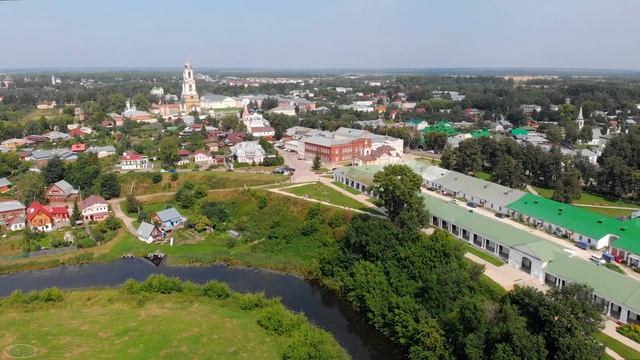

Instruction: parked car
[494,213,508,219]
[467,202,477,208]
[602,253,615,263]
[615,255,625,264]
[589,255,606,265]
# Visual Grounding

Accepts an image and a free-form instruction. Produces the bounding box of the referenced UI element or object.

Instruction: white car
[589,255,605,265]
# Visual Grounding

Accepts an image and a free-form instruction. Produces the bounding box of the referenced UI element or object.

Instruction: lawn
[0,285,347,359]
[105,190,353,275]
[119,171,287,196]
[283,183,371,211]
[595,332,640,360]
[531,185,638,209]
[332,181,361,195]
[577,206,635,218]
[474,171,492,181]
[605,262,626,274]
[464,244,505,267]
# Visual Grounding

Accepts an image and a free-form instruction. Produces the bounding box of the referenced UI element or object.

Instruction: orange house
[26,202,53,232]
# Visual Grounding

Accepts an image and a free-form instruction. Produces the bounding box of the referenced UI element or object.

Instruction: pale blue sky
[1,0,639,69]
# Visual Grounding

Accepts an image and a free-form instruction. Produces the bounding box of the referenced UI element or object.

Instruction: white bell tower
[181,59,200,112]
[576,106,585,130]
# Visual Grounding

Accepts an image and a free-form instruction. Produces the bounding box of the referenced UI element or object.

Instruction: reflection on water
[0,258,403,360]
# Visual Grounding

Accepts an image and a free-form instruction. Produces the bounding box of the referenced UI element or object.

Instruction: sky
[1,0,639,70]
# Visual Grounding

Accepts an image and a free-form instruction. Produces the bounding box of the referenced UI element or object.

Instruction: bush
[151,173,162,183]
[618,324,640,343]
[257,306,305,336]
[170,172,179,181]
[139,275,184,294]
[8,288,64,304]
[199,281,231,300]
[239,292,270,310]
[282,328,347,360]
[51,238,71,248]
[76,236,97,249]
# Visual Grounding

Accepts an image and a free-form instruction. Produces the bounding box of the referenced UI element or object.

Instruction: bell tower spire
[181,59,200,113]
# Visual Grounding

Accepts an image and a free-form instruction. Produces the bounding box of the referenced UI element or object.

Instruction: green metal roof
[425,192,640,313]
[422,121,459,136]
[423,193,565,259]
[510,127,529,136]
[507,193,640,256]
[471,129,491,138]
[545,254,640,313]
[507,194,619,240]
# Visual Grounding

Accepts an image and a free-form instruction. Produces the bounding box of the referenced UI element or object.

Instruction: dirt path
[526,184,540,196]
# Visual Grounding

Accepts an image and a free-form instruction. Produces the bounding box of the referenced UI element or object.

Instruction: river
[0,258,402,360]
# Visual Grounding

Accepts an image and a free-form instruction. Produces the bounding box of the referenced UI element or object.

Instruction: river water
[0,258,402,360]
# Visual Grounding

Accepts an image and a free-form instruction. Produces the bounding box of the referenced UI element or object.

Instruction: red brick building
[46,180,79,203]
[304,136,371,165]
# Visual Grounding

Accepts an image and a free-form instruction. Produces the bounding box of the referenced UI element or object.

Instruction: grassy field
[464,244,505,267]
[474,171,492,181]
[283,183,371,211]
[119,171,287,196]
[107,190,353,275]
[22,108,60,122]
[529,185,637,217]
[0,282,347,359]
[331,181,361,195]
[595,332,640,360]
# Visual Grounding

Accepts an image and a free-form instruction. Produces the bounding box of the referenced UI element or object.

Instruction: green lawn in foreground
[332,181,361,195]
[464,244,505,267]
[0,287,347,359]
[283,183,370,211]
[595,332,640,360]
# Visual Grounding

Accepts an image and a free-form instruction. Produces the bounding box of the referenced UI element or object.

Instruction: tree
[493,155,526,189]
[508,284,604,360]
[108,93,127,113]
[70,200,81,225]
[42,156,66,185]
[95,173,120,199]
[598,156,633,198]
[553,161,582,203]
[372,164,427,231]
[131,93,150,111]
[424,132,448,152]
[547,125,563,144]
[66,153,101,196]
[578,125,593,143]
[220,113,241,131]
[312,154,322,171]
[159,135,180,167]
[16,172,46,204]
[440,145,456,170]
[261,97,279,110]
[125,195,142,214]
[563,122,579,146]
[453,139,482,174]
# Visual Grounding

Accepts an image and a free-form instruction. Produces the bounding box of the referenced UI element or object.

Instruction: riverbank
[0,258,401,359]
[0,275,348,359]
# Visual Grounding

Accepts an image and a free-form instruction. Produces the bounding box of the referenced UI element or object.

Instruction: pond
[0,258,402,360]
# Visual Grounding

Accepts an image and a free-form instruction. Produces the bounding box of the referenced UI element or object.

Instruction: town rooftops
[423,121,459,136]
[80,195,107,210]
[86,146,116,155]
[507,193,624,241]
[424,193,566,258]
[545,253,640,314]
[230,141,266,157]
[154,207,184,223]
[122,151,143,161]
[0,200,25,213]
[136,222,156,239]
[0,178,11,188]
[29,148,77,161]
[52,180,79,196]
[26,202,52,221]
[435,171,526,209]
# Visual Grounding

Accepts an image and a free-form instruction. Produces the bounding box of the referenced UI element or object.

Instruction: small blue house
[151,208,186,232]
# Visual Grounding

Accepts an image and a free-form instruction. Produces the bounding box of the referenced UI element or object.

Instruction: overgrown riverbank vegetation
[0,275,347,359]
